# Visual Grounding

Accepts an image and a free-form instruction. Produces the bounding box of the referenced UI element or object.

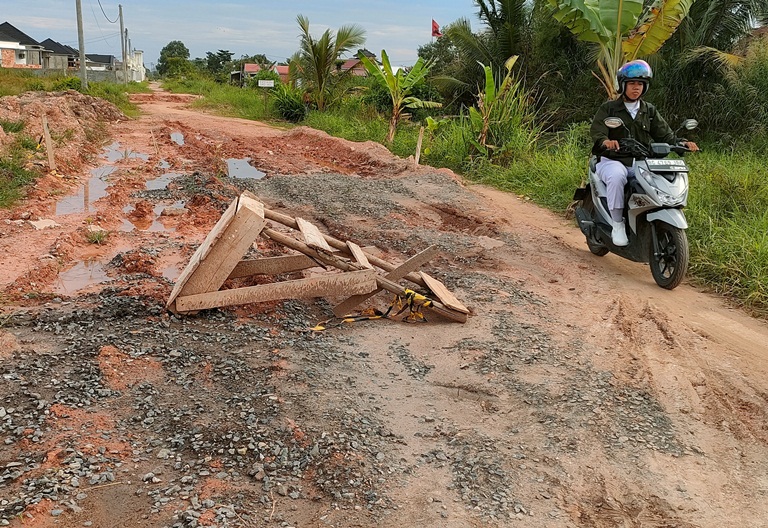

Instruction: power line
[97,0,119,24]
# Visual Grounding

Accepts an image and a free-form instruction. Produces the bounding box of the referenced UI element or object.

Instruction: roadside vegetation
[2,1,768,313]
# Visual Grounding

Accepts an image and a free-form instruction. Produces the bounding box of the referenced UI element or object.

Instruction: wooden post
[41,115,56,171]
[414,126,424,167]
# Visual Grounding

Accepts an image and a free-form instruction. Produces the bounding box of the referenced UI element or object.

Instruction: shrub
[272,84,307,122]
[52,76,82,92]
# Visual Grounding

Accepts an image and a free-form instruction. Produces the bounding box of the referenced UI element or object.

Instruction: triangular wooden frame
[167,192,469,323]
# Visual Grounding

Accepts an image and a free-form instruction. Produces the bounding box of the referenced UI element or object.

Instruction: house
[39,38,77,70]
[86,54,117,71]
[339,49,376,76]
[242,63,289,84]
[0,21,44,69]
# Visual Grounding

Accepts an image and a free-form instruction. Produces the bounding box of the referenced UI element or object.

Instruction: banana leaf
[623,0,696,59]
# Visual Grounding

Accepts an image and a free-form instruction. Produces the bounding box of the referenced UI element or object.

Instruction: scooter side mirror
[604,117,624,129]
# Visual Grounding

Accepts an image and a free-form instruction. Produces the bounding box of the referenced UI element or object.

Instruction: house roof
[39,38,76,55]
[0,22,40,46]
[86,54,115,64]
[244,63,262,73]
[341,58,363,70]
[275,65,289,75]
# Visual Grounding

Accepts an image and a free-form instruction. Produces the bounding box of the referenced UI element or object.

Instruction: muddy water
[226,158,265,179]
[103,141,150,162]
[54,260,110,294]
[55,166,116,215]
[145,172,183,191]
[170,132,184,145]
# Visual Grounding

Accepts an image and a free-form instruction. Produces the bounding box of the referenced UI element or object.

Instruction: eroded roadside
[1,88,767,528]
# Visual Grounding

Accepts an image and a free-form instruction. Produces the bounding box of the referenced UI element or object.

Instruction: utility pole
[76,0,88,89]
[119,4,127,84]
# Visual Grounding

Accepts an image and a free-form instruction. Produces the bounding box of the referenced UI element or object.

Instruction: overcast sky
[3,1,476,68]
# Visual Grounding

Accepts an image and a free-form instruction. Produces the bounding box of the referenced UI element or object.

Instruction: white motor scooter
[573,117,698,289]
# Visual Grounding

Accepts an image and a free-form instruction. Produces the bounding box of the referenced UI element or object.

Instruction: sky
[2,0,477,69]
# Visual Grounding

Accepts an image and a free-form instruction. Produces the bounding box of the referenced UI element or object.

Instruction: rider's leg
[595,159,629,246]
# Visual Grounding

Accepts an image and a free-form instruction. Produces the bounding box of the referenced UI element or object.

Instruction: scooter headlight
[637,166,655,186]
[637,167,686,206]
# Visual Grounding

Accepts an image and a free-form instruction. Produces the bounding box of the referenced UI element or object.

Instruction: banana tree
[548,0,696,97]
[358,50,442,143]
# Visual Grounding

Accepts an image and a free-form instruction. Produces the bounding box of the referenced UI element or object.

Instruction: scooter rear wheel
[649,223,689,289]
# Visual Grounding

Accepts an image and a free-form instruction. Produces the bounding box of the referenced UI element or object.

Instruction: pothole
[226,158,265,179]
[55,166,116,215]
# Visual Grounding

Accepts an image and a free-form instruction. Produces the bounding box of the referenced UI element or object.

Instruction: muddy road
[0,86,767,528]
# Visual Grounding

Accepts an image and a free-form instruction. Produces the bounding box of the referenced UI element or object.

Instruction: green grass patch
[0,118,25,133]
[0,140,39,208]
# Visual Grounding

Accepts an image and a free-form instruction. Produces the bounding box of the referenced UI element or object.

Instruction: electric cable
[97,0,120,23]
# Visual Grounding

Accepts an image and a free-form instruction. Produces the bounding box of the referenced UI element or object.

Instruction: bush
[272,84,307,122]
[52,76,82,91]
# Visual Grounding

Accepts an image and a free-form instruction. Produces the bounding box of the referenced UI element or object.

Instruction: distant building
[0,21,44,69]
[242,63,289,84]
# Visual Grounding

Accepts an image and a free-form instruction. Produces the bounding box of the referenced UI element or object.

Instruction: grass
[0,139,39,207]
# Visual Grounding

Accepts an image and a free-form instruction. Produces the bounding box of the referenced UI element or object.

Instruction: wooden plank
[262,229,466,323]
[297,217,333,252]
[167,194,265,311]
[420,272,469,314]
[42,115,56,171]
[228,254,317,278]
[176,270,378,312]
[260,206,428,288]
[332,245,439,317]
[346,241,372,269]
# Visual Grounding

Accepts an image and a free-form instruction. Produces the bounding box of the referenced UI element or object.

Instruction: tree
[293,14,366,110]
[358,49,442,142]
[205,49,234,79]
[157,40,190,76]
[548,0,695,97]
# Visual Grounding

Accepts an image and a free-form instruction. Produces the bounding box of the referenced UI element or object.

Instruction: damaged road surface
[1,86,768,528]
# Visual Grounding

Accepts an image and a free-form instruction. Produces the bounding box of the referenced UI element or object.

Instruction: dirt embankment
[0,86,767,528]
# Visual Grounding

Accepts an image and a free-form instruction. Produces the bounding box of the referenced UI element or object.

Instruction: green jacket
[590,98,678,166]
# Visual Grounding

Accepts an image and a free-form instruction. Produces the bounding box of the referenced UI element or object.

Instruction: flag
[432,19,443,38]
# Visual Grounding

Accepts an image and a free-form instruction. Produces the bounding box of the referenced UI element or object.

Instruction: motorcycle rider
[590,59,699,246]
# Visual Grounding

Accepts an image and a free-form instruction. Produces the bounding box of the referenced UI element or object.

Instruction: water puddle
[55,166,117,215]
[120,202,182,233]
[162,266,181,281]
[54,260,110,295]
[158,160,171,169]
[145,172,183,191]
[104,141,150,162]
[226,158,265,180]
[170,132,185,145]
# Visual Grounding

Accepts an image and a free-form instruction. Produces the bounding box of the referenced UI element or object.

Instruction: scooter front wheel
[649,223,689,289]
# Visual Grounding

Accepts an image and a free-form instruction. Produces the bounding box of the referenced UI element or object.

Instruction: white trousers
[595,158,635,220]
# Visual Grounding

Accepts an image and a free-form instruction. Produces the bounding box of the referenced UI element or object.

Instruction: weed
[0,118,25,133]
[85,229,110,245]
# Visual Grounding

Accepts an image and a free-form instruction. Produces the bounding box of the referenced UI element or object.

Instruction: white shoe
[611,220,629,246]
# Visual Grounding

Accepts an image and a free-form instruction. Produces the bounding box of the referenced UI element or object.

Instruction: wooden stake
[41,115,56,171]
[414,126,424,167]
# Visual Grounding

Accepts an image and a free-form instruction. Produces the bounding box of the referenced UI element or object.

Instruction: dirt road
[1,85,767,528]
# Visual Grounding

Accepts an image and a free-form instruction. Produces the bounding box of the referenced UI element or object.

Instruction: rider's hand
[683,141,699,152]
[602,139,620,151]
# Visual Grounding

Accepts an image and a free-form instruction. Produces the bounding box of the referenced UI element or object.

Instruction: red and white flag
[432,19,443,38]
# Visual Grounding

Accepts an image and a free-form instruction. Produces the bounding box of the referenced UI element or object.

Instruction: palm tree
[293,14,366,110]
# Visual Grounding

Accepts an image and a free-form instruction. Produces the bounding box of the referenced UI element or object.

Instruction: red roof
[244,63,262,73]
